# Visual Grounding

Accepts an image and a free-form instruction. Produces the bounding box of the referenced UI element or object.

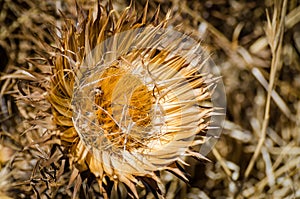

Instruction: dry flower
[14,1,225,198]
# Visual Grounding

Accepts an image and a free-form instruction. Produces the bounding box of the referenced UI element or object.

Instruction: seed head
[45,2,225,198]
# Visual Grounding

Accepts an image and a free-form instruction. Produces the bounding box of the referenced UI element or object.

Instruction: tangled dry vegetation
[0,0,299,198]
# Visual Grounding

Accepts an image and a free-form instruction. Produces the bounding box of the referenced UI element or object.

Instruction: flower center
[94,63,154,150]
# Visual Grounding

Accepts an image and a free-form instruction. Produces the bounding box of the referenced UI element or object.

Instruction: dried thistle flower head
[39,1,225,198]
[73,27,214,173]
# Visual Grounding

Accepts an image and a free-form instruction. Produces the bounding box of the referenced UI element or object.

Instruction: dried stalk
[244,0,287,179]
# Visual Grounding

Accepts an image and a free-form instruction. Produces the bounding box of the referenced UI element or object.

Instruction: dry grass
[0,0,300,198]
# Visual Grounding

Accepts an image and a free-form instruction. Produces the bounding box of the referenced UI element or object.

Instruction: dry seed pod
[42,1,225,198]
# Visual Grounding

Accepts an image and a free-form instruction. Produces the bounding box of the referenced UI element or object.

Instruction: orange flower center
[94,63,153,150]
